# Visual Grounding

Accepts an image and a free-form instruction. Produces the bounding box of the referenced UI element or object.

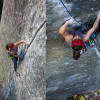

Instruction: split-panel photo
[46,0,100,100]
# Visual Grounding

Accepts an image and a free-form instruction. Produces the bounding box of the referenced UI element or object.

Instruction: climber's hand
[68,17,74,24]
[27,43,30,47]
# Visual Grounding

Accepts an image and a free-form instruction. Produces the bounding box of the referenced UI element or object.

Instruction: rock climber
[59,12,100,60]
[6,40,29,75]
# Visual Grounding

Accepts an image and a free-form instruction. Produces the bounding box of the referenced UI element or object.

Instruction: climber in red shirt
[6,40,29,75]
[59,12,100,60]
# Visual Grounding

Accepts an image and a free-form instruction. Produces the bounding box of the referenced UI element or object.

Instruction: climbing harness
[8,51,13,59]
[9,56,13,59]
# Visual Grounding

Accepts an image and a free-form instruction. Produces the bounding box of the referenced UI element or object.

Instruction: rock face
[46,0,100,100]
[0,0,46,100]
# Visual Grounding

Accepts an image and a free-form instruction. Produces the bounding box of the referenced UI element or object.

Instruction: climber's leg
[12,57,18,72]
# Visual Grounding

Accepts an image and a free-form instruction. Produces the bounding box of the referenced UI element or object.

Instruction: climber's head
[73,51,80,60]
[72,34,83,51]
[72,39,83,51]
[6,43,15,50]
[72,36,82,60]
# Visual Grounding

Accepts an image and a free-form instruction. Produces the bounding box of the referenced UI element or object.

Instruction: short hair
[6,43,11,50]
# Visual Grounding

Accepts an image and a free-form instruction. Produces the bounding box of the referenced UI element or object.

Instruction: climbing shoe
[15,72,20,76]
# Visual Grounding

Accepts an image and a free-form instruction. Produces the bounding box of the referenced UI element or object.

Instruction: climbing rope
[24,20,46,56]
[59,0,87,30]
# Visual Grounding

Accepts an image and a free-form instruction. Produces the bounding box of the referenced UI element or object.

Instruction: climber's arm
[59,18,74,38]
[14,40,29,46]
[59,22,70,39]
[83,12,100,42]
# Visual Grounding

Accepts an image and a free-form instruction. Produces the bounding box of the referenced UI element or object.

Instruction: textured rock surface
[46,0,100,100]
[0,0,46,100]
